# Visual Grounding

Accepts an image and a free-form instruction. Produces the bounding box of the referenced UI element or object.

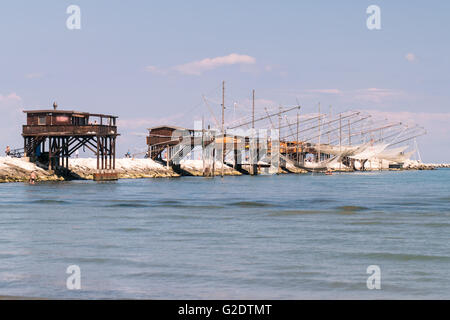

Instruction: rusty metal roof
[23,109,118,118]
[147,125,190,131]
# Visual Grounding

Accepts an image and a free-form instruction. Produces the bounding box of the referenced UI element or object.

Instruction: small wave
[269,210,325,216]
[349,220,382,225]
[112,227,148,233]
[421,223,450,228]
[162,204,224,209]
[336,205,369,213]
[363,252,450,262]
[107,203,150,208]
[310,199,336,203]
[77,257,111,263]
[158,200,182,205]
[119,271,181,279]
[31,199,69,204]
[385,201,430,206]
[229,201,274,208]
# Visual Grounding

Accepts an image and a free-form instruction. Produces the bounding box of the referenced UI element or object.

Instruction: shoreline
[0,157,449,183]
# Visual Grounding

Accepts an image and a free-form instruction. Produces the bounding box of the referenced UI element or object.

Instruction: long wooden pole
[221,80,225,177]
[252,89,255,129]
[96,136,100,170]
[348,119,351,145]
[278,106,281,156]
[317,103,321,163]
[202,116,205,176]
[339,114,342,171]
[296,110,299,162]
[328,105,332,145]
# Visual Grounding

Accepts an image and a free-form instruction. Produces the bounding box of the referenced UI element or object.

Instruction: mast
[339,113,342,171]
[252,89,255,129]
[296,109,299,163]
[317,103,321,163]
[348,119,351,146]
[202,115,205,175]
[278,106,282,156]
[328,105,332,145]
[221,80,225,177]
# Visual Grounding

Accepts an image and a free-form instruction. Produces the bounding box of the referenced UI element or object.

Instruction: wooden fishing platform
[22,105,119,180]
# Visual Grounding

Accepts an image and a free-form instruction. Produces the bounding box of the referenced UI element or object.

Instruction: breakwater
[0,157,448,183]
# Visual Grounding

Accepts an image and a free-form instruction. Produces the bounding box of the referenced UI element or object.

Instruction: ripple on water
[167,204,225,209]
[269,210,326,216]
[360,252,450,262]
[111,227,149,233]
[157,200,182,205]
[107,203,151,208]
[31,199,70,205]
[335,205,369,214]
[229,201,274,208]
[349,220,383,225]
[385,201,431,207]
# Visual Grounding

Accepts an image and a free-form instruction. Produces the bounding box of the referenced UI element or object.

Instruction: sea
[0,169,449,299]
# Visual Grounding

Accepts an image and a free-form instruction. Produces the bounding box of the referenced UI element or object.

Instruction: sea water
[0,169,449,299]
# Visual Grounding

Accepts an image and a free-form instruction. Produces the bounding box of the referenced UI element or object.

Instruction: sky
[0,0,449,162]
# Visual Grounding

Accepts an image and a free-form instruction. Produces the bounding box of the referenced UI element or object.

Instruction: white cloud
[173,53,256,75]
[405,53,416,62]
[0,92,22,102]
[145,54,257,76]
[144,65,167,75]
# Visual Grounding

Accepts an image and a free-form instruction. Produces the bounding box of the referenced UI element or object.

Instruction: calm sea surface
[0,169,449,299]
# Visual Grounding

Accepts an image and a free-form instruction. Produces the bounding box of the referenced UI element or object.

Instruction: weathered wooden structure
[146,125,274,176]
[22,108,119,179]
[146,125,194,161]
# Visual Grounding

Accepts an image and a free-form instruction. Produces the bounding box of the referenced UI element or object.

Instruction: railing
[22,125,117,136]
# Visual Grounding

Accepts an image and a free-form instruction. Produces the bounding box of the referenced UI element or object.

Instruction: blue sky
[1,1,449,161]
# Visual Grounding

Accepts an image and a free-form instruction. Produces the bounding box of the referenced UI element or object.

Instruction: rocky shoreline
[0,157,448,183]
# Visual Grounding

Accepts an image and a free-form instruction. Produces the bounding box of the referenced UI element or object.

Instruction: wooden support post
[96,136,100,170]
[48,137,52,170]
[221,80,225,178]
[348,119,351,146]
[166,145,169,169]
[234,136,239,171]
[113,137,116,170]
